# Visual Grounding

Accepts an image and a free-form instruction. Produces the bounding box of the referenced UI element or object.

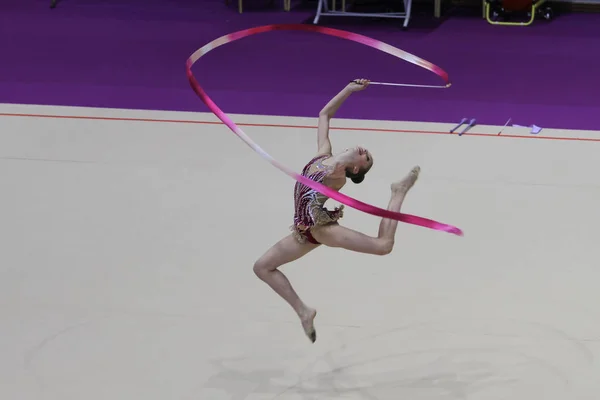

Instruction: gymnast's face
[347,146,373,173]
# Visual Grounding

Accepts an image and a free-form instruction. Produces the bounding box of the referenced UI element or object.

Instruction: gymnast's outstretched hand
[348,78,370,92]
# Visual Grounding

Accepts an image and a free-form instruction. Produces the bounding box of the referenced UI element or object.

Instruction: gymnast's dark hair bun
[346,169,366,184]
[350,174,365,184]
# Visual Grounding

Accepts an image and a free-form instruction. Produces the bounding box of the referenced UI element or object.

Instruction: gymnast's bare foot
[299,307,317,343]
[392,166,420,194]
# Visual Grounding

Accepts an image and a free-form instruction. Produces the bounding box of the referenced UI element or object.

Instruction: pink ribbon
[186,24,462,236]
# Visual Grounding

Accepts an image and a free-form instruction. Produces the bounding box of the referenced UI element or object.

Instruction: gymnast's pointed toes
[301,308,317,343]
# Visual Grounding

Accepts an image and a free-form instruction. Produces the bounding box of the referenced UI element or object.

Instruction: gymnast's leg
[253,234,320,342]
[311,166,420,255]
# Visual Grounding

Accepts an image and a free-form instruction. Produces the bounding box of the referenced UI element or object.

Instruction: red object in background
[502,0,533,11]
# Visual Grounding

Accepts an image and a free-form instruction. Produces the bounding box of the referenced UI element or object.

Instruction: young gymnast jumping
[253,78,420,342]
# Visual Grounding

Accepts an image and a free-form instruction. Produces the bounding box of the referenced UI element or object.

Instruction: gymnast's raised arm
[315,79,370,156]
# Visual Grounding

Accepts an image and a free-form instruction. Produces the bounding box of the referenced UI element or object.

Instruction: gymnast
[252,78,421,343]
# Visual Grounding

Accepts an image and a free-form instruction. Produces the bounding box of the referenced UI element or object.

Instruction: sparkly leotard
[291,154,344,244]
